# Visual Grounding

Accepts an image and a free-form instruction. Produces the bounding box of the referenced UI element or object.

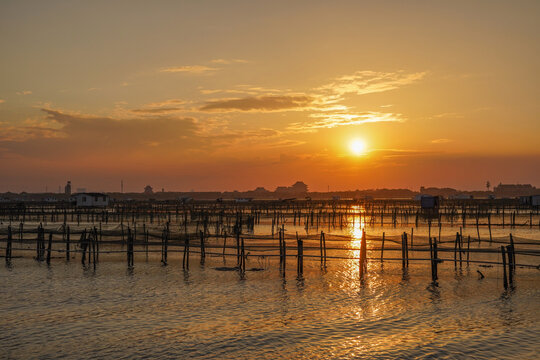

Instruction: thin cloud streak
[431,138,452,144]
[160,65,219,74]
[210,59,249,64]
[200,95,314,112]
[288,112,404,130]
[317,71,426,97]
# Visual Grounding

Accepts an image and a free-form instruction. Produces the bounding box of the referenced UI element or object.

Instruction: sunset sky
[1,0,539,193]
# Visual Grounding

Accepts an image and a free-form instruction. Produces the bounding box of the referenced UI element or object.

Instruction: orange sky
[1,1,539,192]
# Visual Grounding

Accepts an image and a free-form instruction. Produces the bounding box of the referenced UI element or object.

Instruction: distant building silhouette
[144,185,153,194]
[494,183,537,198]
[64,181,72,195]
[275,181,308,197]
[291,181,308,193]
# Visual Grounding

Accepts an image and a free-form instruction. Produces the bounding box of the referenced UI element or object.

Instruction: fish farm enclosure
[1,199,540,359]
[1,199,539,284]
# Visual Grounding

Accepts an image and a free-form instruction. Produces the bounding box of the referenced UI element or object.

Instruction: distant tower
[121,179,124,193]
[64,181,72,195]
[144,185,153,194]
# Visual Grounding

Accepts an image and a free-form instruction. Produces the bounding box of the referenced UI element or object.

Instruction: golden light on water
[349,205,366,260]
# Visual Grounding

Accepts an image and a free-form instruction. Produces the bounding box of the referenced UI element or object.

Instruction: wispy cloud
[128,99,189,115]
[200,89,254,95]
[432,112,464,119]
[16,90,32,95]
[318,71,425,97]
[431,138,452,144]
[194,70,424,130]
[210,59,249,64]
[0,117,63,142]
[130,107,184,114]
[199,85,289,96]
[0,108,291,158]
[200,95,314,112]
[288,112,403,130]
[160,65,218,74]
[0,108,200,157]
[146,99,188,107]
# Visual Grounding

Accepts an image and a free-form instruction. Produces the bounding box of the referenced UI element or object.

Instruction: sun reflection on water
[348,205,366,261]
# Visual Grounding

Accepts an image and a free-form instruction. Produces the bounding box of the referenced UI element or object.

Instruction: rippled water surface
[2,249,539,359]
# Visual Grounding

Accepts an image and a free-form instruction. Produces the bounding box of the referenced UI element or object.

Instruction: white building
[74,193,109,207]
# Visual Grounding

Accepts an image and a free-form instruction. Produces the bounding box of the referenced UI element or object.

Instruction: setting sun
[350,139,367,156]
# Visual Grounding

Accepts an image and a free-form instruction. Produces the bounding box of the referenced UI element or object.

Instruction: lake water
[1,213,540,359]
[2,248,539,359]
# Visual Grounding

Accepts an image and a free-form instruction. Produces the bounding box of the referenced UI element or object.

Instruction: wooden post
[509,233,516,271]
[92,227,97,268]
[5,225,12,262]
[97,223,101,262]
[501,246,508,289]
[183,235,190,270]
[432,237,438,281]
[466,235,471,266]
[142,227,147,261]
[282,237,287,275]
[400,233,404,268]
[240,237,246,274]
[458,233,463,268]
[380,232,385,262]
[222,230,227,256]
[36,225,42,261]
[359,229,367,278]
[236,231,240,267]
[322,230,327,263]
[506,245,514,286]
[429,237,435,281]
[428,219,432,243]
[296,234,303,277]
[199,230,205,265]
[127,228,134,267]
[46,232,52,265]
[319,231,324,264]
[403,232,408,267]
[279,228,283,266]
[476,214,481,244]
[65,225,71,260]
[80,230,88,266]
[438,219,442,244]
[488,213,492,243]
[454,232,459,268]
